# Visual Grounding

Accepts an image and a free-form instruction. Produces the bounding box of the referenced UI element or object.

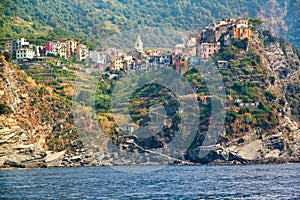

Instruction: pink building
[45,41,56,55]
[198,42,220,61]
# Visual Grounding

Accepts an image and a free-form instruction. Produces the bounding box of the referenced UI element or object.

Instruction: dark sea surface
[0,164,299,199]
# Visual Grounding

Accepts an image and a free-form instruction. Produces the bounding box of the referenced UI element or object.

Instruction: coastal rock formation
[187,36,300,164]
[0,56,89,168]
[0,33,299,168]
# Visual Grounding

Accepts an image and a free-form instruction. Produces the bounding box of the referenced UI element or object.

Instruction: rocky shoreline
[2,155,299,170]
[1,136,299,170]
[1,32,300,170]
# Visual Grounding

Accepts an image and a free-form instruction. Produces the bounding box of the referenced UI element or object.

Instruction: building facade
[76,44,88,61]
[198,42,220,61]
[12,38,30,59]
[16,48,35,59]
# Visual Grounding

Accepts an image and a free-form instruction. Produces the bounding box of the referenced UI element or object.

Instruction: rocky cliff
[187,36,300,164]
[0,56,91,168]
[0,36,300,169]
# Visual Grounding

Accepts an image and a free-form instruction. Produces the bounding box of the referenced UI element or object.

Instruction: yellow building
[110,57,124,71]
[187,47,197,57]
[76,44,88,61]
[59,42,67,59]
[66,40,78,58]
[233,24,252,40]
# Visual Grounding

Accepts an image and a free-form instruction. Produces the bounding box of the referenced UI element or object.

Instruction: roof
[236,24,248,29]
[174,44,185,48]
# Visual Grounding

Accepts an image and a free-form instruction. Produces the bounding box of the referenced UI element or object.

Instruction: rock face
[0,116,44,168]
[186,123,299,164]
[0,56,92,168]
[0,35,300,168]
[186,38,300,164]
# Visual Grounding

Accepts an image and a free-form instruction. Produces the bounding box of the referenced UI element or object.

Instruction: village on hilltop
[89,18,259,74]
[1,18,259,75]
[1,38,89,62]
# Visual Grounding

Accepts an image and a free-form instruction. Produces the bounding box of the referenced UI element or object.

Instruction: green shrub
[265,91,277,102]
[232,38,248,50]
[95,94,111,112]
[38,86,49,96]
[2,52,12,62]
[0,102,12,115]
[257,102,271,113]
[268,76,275,85]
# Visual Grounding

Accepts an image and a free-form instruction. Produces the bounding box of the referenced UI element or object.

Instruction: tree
[249,18,263,26]
[218,46,238,60]
[265,91,277,102]
[2,52,12,62]
[232,38,248,50]
[0,102,12,115]
[95,94,111,112]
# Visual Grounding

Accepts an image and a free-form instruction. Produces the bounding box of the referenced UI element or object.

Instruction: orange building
[233,24,252,40]
[198,42,220,61]
[236,19,249,26]
[181,56,189,75]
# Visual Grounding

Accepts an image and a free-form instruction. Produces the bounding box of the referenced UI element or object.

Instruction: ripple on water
[0,164,299,199]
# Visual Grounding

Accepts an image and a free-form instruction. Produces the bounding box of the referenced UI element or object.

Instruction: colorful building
[76,44,88,61]
[46,41,67,59]
[198,42,220,61]
[233,24,252,40]
[110,57,124,71]
[66,40,78,58]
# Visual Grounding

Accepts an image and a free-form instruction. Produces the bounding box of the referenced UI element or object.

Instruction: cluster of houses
[88,35,175,73]
[1,18,258,73]
[1,38,89,62]
[46,40,88,61]
[198,18,259,58]
[88,35,199,74]
[1,38,43,61]
[89,18,259,74]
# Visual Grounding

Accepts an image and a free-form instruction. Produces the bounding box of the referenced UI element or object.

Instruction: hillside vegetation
[0,1,299,167]
[0,0,299,48]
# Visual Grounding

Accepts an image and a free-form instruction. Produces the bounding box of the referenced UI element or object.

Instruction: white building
[89,51,106,65]
[134,35,144,52]
[16,48,35,59]
[217,60,228,69]
[12,38,30,59]
[224,34,233,46]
